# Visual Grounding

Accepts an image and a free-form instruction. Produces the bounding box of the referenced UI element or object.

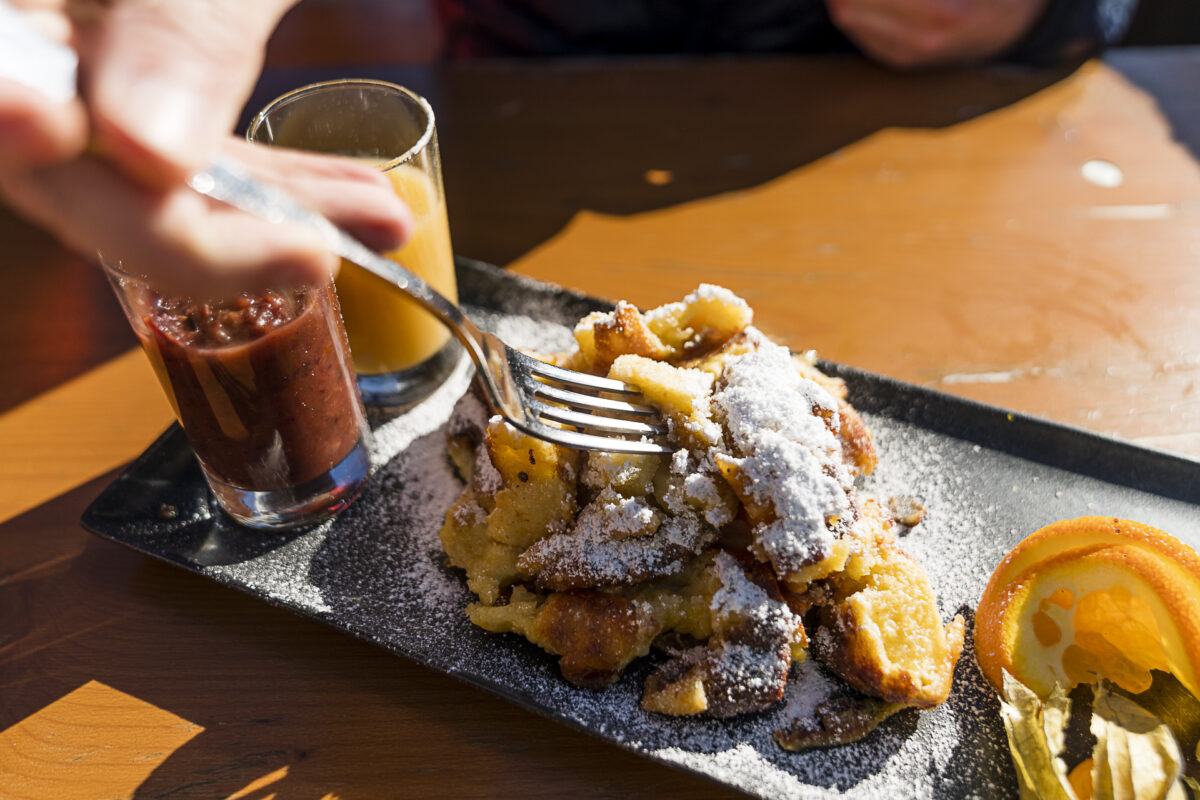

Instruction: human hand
[0,0,413,296]
[826,0,1050,68]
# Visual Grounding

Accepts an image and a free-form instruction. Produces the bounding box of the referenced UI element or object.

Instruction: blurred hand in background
[826,0,1050,67]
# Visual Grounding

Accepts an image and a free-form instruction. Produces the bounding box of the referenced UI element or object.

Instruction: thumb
[78,0,295,188]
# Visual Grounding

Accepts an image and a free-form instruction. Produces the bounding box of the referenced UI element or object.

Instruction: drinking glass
[102,258,372,529]
[247,79,460,409]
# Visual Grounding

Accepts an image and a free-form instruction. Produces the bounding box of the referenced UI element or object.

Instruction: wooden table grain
[3,49,1200,798]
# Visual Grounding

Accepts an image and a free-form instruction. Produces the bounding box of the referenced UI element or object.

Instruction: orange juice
[336,163,458,375]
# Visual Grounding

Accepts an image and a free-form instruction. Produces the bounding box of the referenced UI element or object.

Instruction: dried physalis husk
[1109,670,1200,773]
[998,672,1196,800]
[1090,682,1187,800]
[999,671,1076,800]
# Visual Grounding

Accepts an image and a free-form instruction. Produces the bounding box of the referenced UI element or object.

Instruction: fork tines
[522,357,672,455]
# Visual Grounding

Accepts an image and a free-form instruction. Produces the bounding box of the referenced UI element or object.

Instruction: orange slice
[975,516,1200,699]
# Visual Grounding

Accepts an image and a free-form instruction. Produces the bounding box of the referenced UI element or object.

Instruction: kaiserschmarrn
[439,285,963,746]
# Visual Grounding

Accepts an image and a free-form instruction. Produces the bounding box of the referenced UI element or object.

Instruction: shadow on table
[111,562,745,799]
[244,56,1078,267]
[81,425,316,568]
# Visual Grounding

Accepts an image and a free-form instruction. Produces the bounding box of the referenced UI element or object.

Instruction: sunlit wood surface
[513,59,1200,457]
[3,49,1200,798]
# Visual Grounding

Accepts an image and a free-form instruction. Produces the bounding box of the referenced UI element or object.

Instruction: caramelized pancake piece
[569,285,752,375]
[694,340,873,477]
[517,490,718,590]
[581,450,662,496]
[774,690,904,751]
[816,502,965,709]
[471,556,718,688]
[789,351,876,475]
[653,448,738,529]
[681,336,755,379]
[710,341,856,587]
[608,355,722,450]
[575,301,672,375]
[643,284,753,360]
[439,414,578,604]
[469,586,658,688]
[484,422,578,551]
[793,351,848,400]
[642,553,805,717]
[837,400,877,475]
[445,390,489,486]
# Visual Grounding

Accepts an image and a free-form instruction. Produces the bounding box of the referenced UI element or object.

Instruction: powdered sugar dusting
[207,526,335,612]
[713,338,852,573]
[463,303,578,355]
[520,493,714,588]
[581,489,660,538]
[707,552,802,701]
[655,743,814,799]
[684,471,732,526]
[645,283,753,326]
[711,552,793,633]
[669,365,723,446]
[660,447,734,527]
[472,438,503,495]
[782,660,838,721]
[857,415,1006,616]
[370,356,474,466]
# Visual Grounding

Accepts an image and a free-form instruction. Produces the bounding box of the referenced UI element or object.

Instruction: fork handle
[190,159,477,341]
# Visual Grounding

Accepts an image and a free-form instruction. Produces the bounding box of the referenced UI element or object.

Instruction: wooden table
[3,49,1200,798]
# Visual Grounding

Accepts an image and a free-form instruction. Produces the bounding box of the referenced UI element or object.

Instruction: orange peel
[975,516,1200,699]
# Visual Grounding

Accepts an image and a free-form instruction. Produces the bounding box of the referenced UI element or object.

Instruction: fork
[191,160,672,456]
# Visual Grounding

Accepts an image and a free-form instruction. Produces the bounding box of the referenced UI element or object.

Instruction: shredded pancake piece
[438,285,962,744]
[642,552,804,717]
[711,340,854,584]
[517,489,717,590]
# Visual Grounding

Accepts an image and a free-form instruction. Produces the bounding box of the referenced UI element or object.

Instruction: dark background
[263,0,1200,68]
[1125,0,1200,45]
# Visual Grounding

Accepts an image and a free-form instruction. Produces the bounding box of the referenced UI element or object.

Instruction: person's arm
[0,0,412,296]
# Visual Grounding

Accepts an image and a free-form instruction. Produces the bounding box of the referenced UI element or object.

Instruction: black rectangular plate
[83,258,1200,799]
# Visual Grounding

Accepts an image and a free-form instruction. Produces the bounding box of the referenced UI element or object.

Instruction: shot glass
[102,258,372,529]
[248,79,460,409]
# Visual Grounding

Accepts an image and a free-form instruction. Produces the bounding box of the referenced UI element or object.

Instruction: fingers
[3,155,337,298]
[225,140,415,253]
[0,0,399,302]
[9,0,73,43]
[77,0,298,188]
[0,1,87,172]
[2,0,418,302]
[0,138,416,298]
[0,79,87,171]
